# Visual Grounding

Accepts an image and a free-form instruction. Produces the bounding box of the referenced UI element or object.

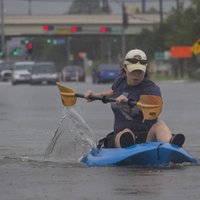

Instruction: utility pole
[0,0,5,59]
[122,28,125,58]
[28,0,32,15]
[141,0,146,14]
[177,0,180,7]
[176,0,180,12]
[66,37,71,64]
[159,0,163,24]
[121,3,128,57]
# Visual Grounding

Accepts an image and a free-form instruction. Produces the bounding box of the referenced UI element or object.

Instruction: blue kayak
[80,142,197,167]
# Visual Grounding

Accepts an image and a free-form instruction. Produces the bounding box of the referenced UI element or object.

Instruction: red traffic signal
[71,26,82,32]
[27,42,33,49]
[71,26,77,32]
[27,42,33,55]
[100,27,111,33]
[43,25,54,31]
[43,25,49,31]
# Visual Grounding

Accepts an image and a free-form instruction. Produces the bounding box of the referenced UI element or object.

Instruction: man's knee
[115,129,136,148]
[147,120,172,142]
[155,120,166,128]
[150,120,168,132]
[102,129,136,148]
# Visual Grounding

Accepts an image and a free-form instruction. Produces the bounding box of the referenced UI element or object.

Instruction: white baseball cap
[124,49,148,73]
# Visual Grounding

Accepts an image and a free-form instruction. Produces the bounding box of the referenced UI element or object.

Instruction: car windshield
[98,64,120,70]
[65,66,81,72]
[14,64,33,71]
[32,64,56,73]
[0,62,13,70]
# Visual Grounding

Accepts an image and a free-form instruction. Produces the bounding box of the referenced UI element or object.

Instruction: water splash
[44,106,96,162]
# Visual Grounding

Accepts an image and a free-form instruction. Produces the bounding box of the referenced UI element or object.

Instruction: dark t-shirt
[111,75,161,133]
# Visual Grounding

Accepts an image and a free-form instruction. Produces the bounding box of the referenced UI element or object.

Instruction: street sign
[154,51,170,61]
[55,29,72,35]
[53,39,65,44]
[171,46,192,58]
[192,39,200,55]
[111,27,122,34]
[154,52,165,60]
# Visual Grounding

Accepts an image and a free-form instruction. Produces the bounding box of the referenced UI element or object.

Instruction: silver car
[30,62,59,85]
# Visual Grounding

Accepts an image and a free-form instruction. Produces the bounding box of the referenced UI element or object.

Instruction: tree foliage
[132,0,200,79]
[68,0,111,14]
[137,0,200,52]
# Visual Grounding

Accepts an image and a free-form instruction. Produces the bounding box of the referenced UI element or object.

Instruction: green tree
[129,0,200,79]
[134,24,169,60]
[163,0,200,46]
[68,0,111,14]
[164,0,200,78]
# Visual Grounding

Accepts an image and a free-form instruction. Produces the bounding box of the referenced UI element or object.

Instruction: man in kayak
[85,49,185,148]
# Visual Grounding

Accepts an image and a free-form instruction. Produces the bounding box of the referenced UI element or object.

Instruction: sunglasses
[126,58,148,65]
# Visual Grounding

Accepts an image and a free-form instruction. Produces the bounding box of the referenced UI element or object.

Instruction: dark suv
[61,65,85,82]
[92,63,120,84]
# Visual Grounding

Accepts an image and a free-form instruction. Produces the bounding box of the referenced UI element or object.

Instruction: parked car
[92,63,121,83]
[61,65,85,82]
[12,61,35,85]
[30,62,59,85]
[0,61,13,82]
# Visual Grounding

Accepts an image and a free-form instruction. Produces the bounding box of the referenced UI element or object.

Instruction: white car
[0,61,13,82]
[12,61,35,85]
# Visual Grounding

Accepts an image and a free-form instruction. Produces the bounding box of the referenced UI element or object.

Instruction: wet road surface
[0,80,200,200]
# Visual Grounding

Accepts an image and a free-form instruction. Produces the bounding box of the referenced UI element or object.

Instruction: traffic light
[122,3,128,28]
[24,39,29,45]
[46,38,53,44]
[0,51,4,57]
[71,26,82,32]
[12,48,20,56]
[27,42,32,49]
[100,27,111,33]
[43,25,54,31]
[27,42,33,54]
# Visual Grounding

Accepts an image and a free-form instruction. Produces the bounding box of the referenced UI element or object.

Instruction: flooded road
[0,80,200,200]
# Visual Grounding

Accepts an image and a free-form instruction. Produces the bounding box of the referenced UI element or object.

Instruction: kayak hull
[80,142,197,167]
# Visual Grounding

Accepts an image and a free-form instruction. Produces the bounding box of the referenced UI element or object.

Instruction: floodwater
[0,80,200,200]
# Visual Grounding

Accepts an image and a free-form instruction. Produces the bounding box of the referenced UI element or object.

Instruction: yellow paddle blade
[136,95,163,120]
[56,82,77,107]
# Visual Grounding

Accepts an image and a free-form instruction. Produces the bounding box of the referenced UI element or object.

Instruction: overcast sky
[3,0,191,15]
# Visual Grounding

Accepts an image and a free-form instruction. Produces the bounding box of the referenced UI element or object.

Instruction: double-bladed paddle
[56,82,163,120]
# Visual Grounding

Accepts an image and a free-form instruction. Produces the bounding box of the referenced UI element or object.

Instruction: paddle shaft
[75,93,104,101]
[75,93,136,107]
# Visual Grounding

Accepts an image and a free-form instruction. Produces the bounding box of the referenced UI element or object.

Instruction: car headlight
[13,72,20,79]
[31,74,39,79]
[52,74,58,78]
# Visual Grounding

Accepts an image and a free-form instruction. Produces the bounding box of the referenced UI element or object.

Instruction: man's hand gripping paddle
[56,82,163,120]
